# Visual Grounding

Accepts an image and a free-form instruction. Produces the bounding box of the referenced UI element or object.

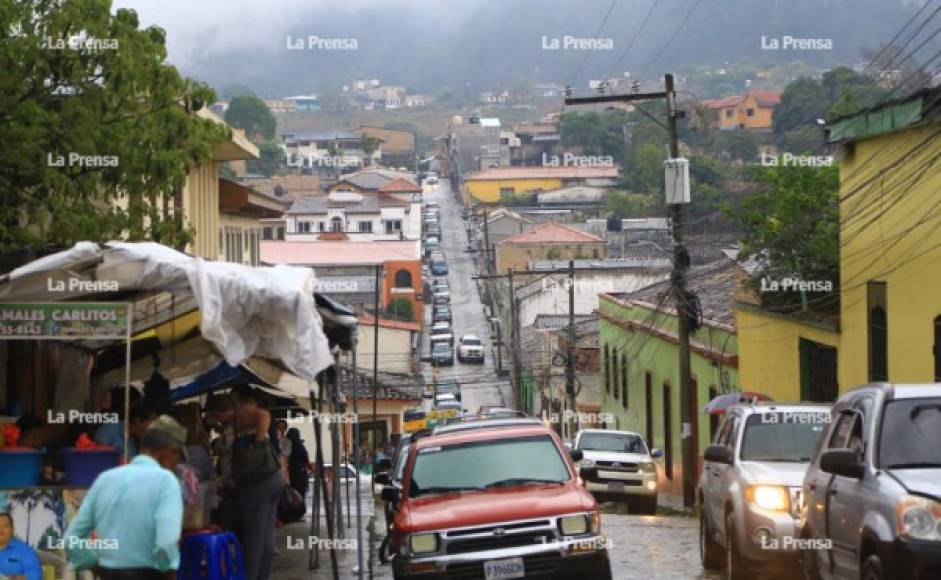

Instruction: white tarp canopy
[0,241,333,382]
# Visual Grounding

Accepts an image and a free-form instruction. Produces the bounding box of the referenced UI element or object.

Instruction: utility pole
[482,208,491,274]
[566,73,696,509]
[565,260,577,439]
[507,268,522,410]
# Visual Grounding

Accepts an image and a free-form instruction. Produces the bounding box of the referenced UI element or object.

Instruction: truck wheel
[862,554,884,580]
[724,512,748,580]
[700,510,723,570]
[378,536,392,564]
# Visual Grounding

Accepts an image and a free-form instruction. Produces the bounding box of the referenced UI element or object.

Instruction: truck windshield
[409,436,570,497]
[879,399,941,469]
[578,432,647,454]
[739,412,829,462]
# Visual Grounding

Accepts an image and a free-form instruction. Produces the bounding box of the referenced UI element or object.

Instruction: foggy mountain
[114,0,932,98]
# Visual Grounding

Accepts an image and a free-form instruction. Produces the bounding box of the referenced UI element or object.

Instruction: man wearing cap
[64,415,187,580]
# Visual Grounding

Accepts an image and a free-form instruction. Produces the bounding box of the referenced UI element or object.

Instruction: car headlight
[580,458,594,468]
[559,514,590,536]
[897,495,941,541]
[409,533,439,554]
[747,485,789,512]
[638,461,655,474]
[590,510,602,534]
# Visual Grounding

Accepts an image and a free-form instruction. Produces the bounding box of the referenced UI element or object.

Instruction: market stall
[0,241,335,578]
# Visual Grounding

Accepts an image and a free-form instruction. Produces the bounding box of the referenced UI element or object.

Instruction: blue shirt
[64,454,183,571]
[0,538,42,580]
[94,423,138,457]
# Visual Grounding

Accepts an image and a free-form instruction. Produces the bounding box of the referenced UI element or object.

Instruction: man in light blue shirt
[65,415,186,580]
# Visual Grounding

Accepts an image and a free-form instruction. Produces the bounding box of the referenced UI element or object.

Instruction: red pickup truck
[382,420,612,579]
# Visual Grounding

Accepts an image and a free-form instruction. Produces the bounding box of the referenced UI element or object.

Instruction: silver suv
[699,402,831,579]
[802,383,941,580]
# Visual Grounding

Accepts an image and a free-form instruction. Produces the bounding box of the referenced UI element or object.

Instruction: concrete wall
[496,242,606,274]
[598,295,739,498]
[839,124,941,389]
[735,305,839,401]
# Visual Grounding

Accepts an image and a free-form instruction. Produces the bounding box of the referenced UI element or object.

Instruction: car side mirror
[650,448,663,459]
[569,449,584,462]
[374,472,391,486]
[704,444,733,465]
[819,449,865,479]
[380,486,399,502]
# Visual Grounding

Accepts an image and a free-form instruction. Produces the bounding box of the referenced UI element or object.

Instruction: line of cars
[375,411,614,579]
[698,382,941,580]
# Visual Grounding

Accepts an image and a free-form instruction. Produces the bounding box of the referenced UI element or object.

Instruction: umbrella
[703,391,772,415]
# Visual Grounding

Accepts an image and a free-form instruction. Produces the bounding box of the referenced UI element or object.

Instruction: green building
[597,258,740,499]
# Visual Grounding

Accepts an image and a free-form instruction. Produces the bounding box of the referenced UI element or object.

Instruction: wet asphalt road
[419,179,513,413]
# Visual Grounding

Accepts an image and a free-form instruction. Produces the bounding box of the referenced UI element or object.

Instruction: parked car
[457,334,485,363]
[432,294,450,307]
[429,322,453,346]
[432,305,451,323]
[801,383,941,580]
[435,400,463,414]
[431,277,448,291]
[382,420,612,579]
[431,342,454,366]
[430,258,448,276]
[699,402,831,579]
[574,429,661,514]
[435,379,461,402]
[432,287,450,302]
[426,224,442,239]
[425,172,438,184]
[424,238,440,258]
[478,406,526,419]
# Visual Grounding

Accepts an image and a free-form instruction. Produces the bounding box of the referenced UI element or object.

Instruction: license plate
[484,557,525,580]
[607,481,625,490]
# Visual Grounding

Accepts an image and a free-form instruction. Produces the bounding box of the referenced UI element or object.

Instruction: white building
[281,131,381,170]
[284,190,421,241]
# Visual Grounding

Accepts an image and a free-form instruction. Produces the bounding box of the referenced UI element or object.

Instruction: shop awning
[0,241,334,382]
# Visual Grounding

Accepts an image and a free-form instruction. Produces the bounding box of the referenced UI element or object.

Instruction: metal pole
[665,73,697,509]
[351,345,365,579]
[309,374,323,570]
[482,208,491,274]
[507,269,521,410]
[123,304,133,463]
[566,261,577,439]
[372,265,380,479]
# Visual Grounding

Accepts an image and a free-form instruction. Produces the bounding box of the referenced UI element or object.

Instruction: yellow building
[736,87,941,400]
[704,90,781,132]
[462,166,619,204]
[495,222,606,274]
[183,108,259,260]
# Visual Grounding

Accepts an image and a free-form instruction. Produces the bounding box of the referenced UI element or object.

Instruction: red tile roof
[499,222,605,245]
[704,90,781,110]
[466,166,619,180]
[704,95,745,109]
[378,178,422,193]
[750,90,781,107]
[260,240,421,265]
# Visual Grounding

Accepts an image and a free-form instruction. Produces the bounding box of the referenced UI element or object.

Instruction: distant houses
[701,90,781,131]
